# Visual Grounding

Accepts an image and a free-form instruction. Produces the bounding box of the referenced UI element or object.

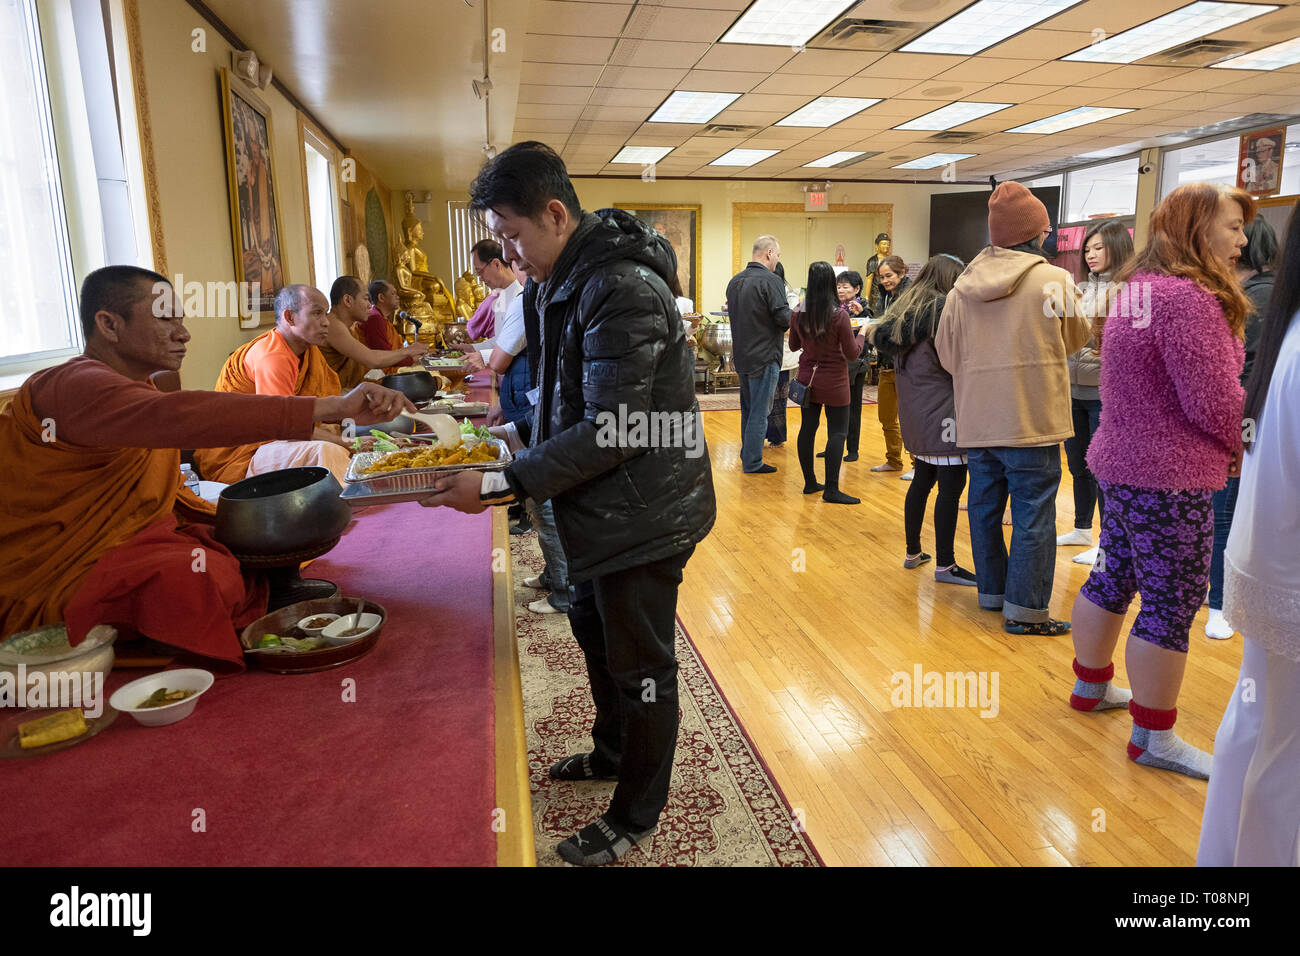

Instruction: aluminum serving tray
[344,438,512,490]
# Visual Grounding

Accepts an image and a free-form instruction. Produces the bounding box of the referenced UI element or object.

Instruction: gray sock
[1129,726,1212,779]
[1071,678,1132,711]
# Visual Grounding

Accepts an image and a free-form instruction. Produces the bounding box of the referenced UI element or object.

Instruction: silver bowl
[214,467,352,557]
[699,321,733,371]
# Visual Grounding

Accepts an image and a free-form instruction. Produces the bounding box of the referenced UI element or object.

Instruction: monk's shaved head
[80,266,171,341]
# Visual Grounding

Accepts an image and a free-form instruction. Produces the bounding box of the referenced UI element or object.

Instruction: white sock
[1057,528,1092,547]
[1205,608,1234,640]
[1073,546,1099,565]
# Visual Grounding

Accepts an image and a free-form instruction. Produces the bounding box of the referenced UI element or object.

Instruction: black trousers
[797,402,850,489]
[564,546,695,831]
[904,460,968,566]
[846,365,868,455]
[1063,397,1103,529]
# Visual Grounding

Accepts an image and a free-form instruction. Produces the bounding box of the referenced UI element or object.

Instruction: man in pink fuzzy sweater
[1066,183,1253,781]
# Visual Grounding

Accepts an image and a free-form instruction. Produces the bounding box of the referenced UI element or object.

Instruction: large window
[303,129,339,293]
[1161,124,1300,200]
[1,0,80,369]
[1065,158,1139,222]
[447,200,494,278]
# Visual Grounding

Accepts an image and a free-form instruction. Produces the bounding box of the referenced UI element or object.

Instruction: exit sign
[805,190,827,211]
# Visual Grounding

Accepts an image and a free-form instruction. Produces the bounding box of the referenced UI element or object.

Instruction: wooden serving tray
[239,598,386,675]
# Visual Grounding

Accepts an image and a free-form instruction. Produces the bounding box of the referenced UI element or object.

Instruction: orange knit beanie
[987,182,1051,247]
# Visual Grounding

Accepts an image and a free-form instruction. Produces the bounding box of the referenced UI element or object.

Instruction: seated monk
[361,279,417,375]
[195,284,365,485]
[318,275,426,389]
[0,265,412,669]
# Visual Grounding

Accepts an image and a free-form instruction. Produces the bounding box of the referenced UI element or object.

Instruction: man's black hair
[471,238,506,266]
[79,265,170,340]
[1240,216,1279,274]
[368,279,393,302]
[468,141,581,221]
[329,275,363,307]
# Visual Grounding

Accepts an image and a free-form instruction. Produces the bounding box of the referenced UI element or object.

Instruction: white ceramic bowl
[109,669,215,727]
[296,613,340,636]
[320,613,382,646]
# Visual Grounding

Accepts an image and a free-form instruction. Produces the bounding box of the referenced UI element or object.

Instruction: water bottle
[180,464,200,496]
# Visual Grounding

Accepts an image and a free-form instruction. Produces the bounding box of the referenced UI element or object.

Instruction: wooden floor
[676,408,1241,867]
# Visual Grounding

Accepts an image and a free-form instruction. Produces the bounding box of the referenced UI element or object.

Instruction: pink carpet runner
[0,504,497,866]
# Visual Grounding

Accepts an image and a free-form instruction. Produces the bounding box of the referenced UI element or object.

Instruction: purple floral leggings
[1079,480,1215,654]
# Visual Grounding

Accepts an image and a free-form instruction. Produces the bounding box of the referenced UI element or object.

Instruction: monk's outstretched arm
[34,361,315,449]
[327,317,423,369]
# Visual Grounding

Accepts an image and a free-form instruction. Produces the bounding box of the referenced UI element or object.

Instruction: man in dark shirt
[725,235,792,474]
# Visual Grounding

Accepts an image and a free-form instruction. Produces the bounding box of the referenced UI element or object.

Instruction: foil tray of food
[344,437,513,488]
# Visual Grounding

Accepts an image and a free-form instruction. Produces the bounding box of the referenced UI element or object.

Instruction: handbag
[789,364,817,407]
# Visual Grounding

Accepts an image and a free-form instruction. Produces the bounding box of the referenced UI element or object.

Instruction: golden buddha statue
[395,195,459,345]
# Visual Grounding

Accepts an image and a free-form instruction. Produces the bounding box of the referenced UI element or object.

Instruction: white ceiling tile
[861,52,963,79]
[782,49,884,75]
[589,87,669,108]
[986,29,1096,61]
[676,69,768,93]
[751,73,840,96]
[516,102,586,120]
[824,76,922,98]
[520,62,605,87]
[930,56,1041,84]
[1027,86,1103,108]
[598,65,690,89]
[581,104,654,122]
[523,34,617,64]
[518,84,596,105]
[527,2,635,37]
[899,79,1005,99]
[1088,65,1193,88]
[625,6,740,43]
[694,43,796,72]
[610,38,711,68]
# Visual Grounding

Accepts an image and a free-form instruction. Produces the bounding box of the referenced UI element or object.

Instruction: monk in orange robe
[195,284,367,485]
[0,266,412,667]
[317,275,426,388]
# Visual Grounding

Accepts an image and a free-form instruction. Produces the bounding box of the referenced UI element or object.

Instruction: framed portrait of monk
[615,203,702,307]
[220,68,286,327]
[1237,127,1286,198]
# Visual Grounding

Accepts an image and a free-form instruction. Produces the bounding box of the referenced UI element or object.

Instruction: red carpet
[0,504,497,866]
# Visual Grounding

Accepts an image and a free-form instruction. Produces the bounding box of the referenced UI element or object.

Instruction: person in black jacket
[425,141,716,865]
[1206,215,1278,639]
[871,256,914,475]
[726,236,792,473]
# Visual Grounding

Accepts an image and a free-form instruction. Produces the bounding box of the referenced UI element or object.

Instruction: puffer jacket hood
[543,208,677,310]
[955,246,1052,304]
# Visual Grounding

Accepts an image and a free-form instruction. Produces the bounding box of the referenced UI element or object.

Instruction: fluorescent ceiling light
[901,0,1084,55]
[1064,2,1278,63]
[804,151,866,167]
[1007,106,1134,134]
[776,97,879,127]
[610,146,675,164]
[892,152,976,170]
[719,0,856,47]
[895,101,1013,131]
[709,148,781,167]
[648,91,740,124]
[1211,35,1300,70]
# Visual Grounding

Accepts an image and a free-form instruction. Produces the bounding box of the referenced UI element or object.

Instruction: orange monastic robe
[0,357,314,664]
[195,329,341,483]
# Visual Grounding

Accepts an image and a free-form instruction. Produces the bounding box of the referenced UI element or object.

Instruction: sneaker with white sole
[1205,608,1235,640]
[1072,546,1098,565]
[1057,528,1092,547]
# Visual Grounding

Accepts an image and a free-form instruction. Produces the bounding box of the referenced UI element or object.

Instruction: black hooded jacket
[503,208,716,582]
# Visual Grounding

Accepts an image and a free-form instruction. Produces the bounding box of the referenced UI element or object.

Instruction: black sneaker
[549,753,618,781]
[556,815,654,866]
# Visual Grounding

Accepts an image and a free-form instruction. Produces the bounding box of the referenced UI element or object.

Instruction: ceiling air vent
[831,151,881,168]
[1140,38,1254,67]
[700,124,763,136]
[809,18,927,52]
[927,131,982,143]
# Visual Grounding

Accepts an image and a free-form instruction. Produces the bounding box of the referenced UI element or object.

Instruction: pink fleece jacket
[1087,272,1244,492]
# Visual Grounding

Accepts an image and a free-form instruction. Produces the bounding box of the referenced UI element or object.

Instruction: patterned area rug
[697,385,878,412]
[511,534,822,867]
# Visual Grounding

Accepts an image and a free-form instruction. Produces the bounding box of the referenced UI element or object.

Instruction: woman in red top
[789,260,866,505]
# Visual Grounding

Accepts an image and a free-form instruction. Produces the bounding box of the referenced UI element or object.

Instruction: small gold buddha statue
[395,195,459,345]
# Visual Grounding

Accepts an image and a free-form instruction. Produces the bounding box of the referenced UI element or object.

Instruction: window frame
[298,116,343,291]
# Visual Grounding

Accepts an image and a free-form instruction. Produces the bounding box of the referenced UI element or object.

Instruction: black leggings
[798,403,849,488]
[904,460,968,566]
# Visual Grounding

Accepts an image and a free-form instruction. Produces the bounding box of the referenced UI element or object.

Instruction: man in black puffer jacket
[424,142,716,865]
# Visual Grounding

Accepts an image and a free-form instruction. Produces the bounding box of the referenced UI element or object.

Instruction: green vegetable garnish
[257,634,282,647]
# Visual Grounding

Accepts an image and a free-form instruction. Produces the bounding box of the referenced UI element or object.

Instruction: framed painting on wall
[1238,127,1286,198]
[615,203,702,306]
[220,68,286,328]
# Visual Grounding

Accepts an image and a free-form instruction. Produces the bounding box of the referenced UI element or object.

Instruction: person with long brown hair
[1197,202,1300,865]
[789,260,866,504]
[1057,219,1134,565]
[870,255,913,474]
[1066,183,1254,780]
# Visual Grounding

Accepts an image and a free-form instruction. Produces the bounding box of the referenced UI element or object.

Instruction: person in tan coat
[935,182,1089,635]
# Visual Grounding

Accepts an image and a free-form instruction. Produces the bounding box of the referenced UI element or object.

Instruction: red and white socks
[1127,702,1212,780]
[1069,659,1133,712]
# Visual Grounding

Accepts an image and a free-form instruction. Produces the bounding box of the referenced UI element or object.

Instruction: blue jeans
[1207,476,1240,610]
[737,361,780,471]
[966,445,1062,623]
[499,352,531,427]
[524,497,570,611]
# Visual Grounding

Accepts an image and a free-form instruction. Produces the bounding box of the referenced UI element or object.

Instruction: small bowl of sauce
[320,613,383,646]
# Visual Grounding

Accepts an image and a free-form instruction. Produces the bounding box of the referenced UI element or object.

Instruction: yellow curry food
[362,442,499,473]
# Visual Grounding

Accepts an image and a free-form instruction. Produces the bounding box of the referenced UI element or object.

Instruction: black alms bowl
[214,467,351,556]
[381,370,440,403]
